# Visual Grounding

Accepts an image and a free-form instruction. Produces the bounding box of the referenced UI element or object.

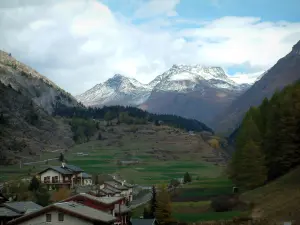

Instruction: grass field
[0,124,226,184]
[241,166,300,221]
[132,177,245,223]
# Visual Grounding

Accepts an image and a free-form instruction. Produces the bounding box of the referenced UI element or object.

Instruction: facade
[38,163,92,189]
[0,201,42,225]
[62,193,130,225]
[7,201,116,225]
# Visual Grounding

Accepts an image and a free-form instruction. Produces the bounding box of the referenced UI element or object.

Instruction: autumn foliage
[52,187,71,202]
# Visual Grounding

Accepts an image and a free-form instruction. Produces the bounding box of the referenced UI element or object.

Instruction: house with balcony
[7,201,116,225]
[62,193,131,225]
[37,163,92,190]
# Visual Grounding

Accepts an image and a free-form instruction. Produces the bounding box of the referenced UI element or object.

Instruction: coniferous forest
[229,81,300,190]
[53,104,214,133]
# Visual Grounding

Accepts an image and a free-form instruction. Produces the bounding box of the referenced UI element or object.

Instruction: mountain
[0,51,80,164]
[77,65,250,125]
[0,50,80,113]
[213,40,300,134]
[76,74,152,107]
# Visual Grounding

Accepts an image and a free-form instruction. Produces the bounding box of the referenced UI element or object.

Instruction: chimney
[62,162,65,168]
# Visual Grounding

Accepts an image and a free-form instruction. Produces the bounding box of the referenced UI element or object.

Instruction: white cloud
[228,71,265,84]
[0,0,299,95]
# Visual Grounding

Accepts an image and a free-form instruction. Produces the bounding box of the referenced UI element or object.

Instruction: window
[46,213,51,222]
[58,212,64,221]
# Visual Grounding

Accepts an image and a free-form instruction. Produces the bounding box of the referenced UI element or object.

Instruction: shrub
[211,195,236,212]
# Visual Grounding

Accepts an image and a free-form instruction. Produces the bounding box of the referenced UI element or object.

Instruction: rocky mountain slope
[0,50,80,114]
[213,40,300,134]
[77,65,250,125]
[0,51,81,165]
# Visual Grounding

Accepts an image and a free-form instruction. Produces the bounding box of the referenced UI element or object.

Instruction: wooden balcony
[43,180,71,184]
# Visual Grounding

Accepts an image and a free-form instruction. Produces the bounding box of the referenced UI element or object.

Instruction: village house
[7,201,116,225]
[0,201,42,225]
[61,193,131,225]
[103,180,134,202]
[37,163,92,190]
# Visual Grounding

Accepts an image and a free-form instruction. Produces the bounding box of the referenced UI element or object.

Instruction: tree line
[54,104,214,133]
[229,81,300,190]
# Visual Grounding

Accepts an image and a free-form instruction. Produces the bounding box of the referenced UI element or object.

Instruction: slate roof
[38,166,73,175]
[0,207,21,217]
[105,181,128,190]
[64,164,84,172]
[55,201,116,222]
[131,219,156,225]
[114,204,130,214]
[62,193,123,205]
[105,186,121,193]
[2,201,42,214]
[99,188,116,195]
[81,172,92,178]
[7,201,116,225]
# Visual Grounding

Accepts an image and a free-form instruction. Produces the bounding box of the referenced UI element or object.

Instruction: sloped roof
[62,193,123,206]
[81,172,92,178]
[105,181,128,190]
[131,219,156,225]
[64,164,84,172]
[0,207,21,217]
[38,166,73,175]
[114,204,130,214]
[2,201,42,214]
[7,201,116,225]
[105,186,121,193]
[55,201,115,222]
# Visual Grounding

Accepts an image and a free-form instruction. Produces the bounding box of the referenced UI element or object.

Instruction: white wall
[84,179,92,186]
[18,210,93,225]
[40,170,64,183]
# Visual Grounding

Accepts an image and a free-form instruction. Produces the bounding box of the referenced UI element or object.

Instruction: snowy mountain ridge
[76,64,256,107]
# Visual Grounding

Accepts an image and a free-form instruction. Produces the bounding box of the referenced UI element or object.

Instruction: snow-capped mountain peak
[76,74,151,107]
[76,64,251,107]
[150,64,239,92]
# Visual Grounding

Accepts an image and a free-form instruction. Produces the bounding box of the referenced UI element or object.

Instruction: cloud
[0,0,300,95]
[229,71,265,84]
[134,0,180,19]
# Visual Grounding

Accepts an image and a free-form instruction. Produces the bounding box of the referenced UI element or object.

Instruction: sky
[0,0,300,95]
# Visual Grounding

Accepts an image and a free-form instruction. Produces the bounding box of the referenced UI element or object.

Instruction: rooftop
[131,219,156,225]
[7,201,116,225]
[105,181,128,190]
[55,201,116,222]
[2,201,42,214]
[81,172,92,178]
[39,166,73,175]
[64,193,123,205]
[114,204,130,214]
[64,164,84,172]
[0,207,21,217]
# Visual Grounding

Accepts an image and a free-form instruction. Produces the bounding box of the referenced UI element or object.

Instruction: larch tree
[155,184,172,225]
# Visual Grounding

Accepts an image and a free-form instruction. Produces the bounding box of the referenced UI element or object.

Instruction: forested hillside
[228,81,300,190]
[54,105,214,133]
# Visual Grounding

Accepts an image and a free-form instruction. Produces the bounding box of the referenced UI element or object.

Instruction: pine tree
[155,184,172,225]
[59,153,64,162]
[183,172,191,183]
[28,176,40,192]
[149,185,157,218]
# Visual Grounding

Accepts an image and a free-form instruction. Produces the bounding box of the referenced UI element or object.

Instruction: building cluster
[0,163,154,225]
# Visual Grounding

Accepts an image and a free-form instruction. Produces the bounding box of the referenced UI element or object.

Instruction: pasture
[0,124,226,185]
